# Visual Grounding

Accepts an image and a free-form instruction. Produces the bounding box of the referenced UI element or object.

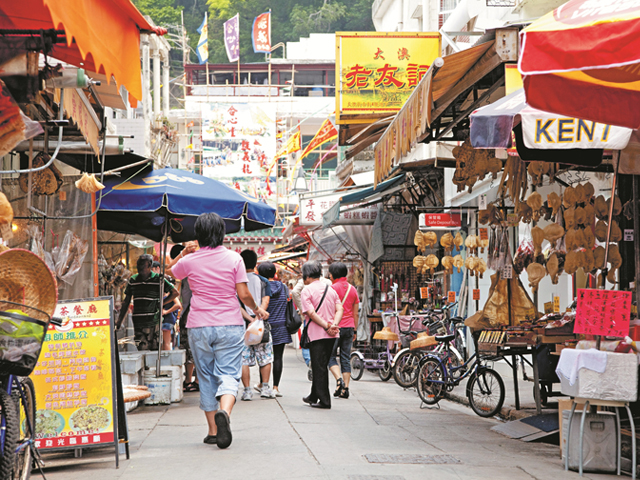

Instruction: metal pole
[156,212,169,376]
[602,151,621,284]
[634,175,640,319]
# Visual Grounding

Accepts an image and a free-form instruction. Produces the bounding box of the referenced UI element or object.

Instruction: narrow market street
[42,349,611,480]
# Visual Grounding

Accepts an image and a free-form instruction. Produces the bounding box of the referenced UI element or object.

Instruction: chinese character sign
[336,32,441,123]
[224,14,240,63]
[31,298,116,450]
[575,288,631,337]
[252,12,271,54]
[299,193,380,226]
[201,103,276,187]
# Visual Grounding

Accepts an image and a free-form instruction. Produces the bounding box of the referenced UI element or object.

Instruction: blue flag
[196,13,208,64]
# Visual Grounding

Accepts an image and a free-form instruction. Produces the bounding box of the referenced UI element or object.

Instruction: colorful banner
[274,130,301,159]
[290,119,338,181]
[200,103,276,192]
[252,12,271,54]
[31,297,116,450]
[196,13,208,64]
[336,32,441,124]
[505,64,522,95]
[299,192,379,226]
[224,14,240,63]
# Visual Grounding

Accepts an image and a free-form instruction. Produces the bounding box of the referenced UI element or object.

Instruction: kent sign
[521,107,632,150]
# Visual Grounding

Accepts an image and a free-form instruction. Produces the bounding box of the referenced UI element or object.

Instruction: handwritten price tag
[473,289,480,301]
[575,288,632,337]
[420,287,429,299]
[479,228,488,241]
[501,264,513,279]
[544,301,553,314]
[448,291,456,303]
[553,296,560,313]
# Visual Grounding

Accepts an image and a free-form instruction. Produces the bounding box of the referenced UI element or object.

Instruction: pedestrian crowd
[118,212,360,449]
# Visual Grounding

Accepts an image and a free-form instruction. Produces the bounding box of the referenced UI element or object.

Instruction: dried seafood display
[18,152,63,195]
[452,139,502,193]
[75,173,105,194]
[526,263,546,292]
[0,192,12,226]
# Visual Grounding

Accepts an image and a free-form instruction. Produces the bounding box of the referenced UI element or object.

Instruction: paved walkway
[42,346,612,480]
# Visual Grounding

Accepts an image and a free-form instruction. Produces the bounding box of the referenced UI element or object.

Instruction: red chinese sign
[575,288,632,337]
[419,213,461,229]
[252,12,271,54]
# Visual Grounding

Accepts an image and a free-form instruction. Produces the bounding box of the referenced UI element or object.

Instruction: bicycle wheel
[13,378,35,480]
[466,368,505,418]
[417,358,444,405]
[378,360,392,382]
[350,353,364,381]
[0,388,19,480]
[392,350,420,388]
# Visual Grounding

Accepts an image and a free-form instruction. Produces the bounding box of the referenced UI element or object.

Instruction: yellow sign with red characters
[336,32,441,124]
[30,297,117,451]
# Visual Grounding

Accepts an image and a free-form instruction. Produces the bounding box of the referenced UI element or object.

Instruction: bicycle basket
[0,301,50,376]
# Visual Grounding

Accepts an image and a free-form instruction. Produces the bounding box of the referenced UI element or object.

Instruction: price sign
[624,229,634,242]
[0,223,13,241]
[507,213,519,227]
[420,287,430,299]
[553,296,560,313]
[479,228,488,241]
[632,304,638,316]
[501,264,513,279]
[575,288,632,337]
[472,289,480,301]
[448,291,456,303]
[544,301,553,314]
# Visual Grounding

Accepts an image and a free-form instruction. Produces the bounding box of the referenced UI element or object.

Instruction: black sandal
[184,382,199,392]
[333,378,344,397]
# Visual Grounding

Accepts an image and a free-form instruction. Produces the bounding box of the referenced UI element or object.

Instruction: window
[294,70,325,86]
[212,72,234,85]
[439,0,461,28]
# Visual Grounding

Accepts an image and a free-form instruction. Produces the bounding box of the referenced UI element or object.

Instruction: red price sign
[479,228,488,241]
[448,291,456,303]
[575,288,632,337]
[419,213,461,228]
[472,289,480,301]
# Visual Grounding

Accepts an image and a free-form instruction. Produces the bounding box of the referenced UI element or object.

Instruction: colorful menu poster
[30,297,116,451]
[575,288,631,337]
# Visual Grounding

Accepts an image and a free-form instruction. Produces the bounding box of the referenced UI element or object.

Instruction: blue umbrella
[97,167,276,242]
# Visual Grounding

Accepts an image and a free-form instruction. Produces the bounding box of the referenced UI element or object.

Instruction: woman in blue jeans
[328,262,360,399]
[169,213,269,449]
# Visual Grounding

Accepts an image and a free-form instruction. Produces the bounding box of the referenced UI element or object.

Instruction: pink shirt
[301,279,340,342]
[331,278,360,328]
[171,246,248,328]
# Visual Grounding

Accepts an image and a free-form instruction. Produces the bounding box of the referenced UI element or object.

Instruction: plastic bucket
[143,375,172,405]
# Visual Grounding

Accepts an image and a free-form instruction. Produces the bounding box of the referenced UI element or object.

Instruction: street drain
[347,476,406,480]
[364,454,460,465]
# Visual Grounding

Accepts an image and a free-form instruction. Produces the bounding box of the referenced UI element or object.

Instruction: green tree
[133,0,183,25]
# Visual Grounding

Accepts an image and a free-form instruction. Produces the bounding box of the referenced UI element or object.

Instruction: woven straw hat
[373,327,399,342]
[0,249,57,320]
[410,335,437,350]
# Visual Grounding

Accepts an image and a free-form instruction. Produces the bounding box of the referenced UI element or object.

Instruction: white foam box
[560,351,638,402]
[144,365,184,403]
[142,350,186,368]
[120,352,144,375]
[121,372,141,412]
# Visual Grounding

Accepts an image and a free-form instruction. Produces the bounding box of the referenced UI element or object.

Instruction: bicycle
[391,303,464,389]
[0,302,61,480]
[416,333,505,418]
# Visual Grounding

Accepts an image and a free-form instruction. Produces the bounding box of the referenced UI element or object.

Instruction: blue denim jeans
[188,325,244,412]
[328,327,354,373]
[302,348,311,367]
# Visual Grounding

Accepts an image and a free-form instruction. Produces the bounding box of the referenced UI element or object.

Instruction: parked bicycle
[416,333,505,418]
[391,303,465,389]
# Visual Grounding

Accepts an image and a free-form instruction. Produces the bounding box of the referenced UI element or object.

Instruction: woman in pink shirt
[300,261,343,409]
[170,213,269,449]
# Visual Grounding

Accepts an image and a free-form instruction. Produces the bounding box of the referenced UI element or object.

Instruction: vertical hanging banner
[196,13,208,64]
[252,11,271,54]
[224,14,240,63]
[335,32,441,124]
[31,297,118,453]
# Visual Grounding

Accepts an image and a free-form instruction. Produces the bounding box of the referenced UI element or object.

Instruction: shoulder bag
[285,296,302,335]
[300,285,329,349]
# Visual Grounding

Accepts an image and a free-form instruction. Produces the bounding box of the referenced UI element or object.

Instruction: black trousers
[308,338,335,407]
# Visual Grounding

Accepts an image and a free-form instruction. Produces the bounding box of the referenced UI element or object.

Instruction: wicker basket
[0,249,57,318]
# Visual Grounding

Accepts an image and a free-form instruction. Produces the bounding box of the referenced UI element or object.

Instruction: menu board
[575,289,632,337]
[30,297,117,451]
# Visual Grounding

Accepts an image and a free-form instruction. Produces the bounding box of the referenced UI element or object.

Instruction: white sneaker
[241,388,253,401]
[260,385,275,398]
[273,389,283,397]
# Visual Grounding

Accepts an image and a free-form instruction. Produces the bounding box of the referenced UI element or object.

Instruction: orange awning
[0,0,163,101]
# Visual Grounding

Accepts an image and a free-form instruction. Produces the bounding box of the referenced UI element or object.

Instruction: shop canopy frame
[373,28,519,186]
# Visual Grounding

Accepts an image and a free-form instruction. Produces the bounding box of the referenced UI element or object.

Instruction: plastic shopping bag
[244,320,264,346]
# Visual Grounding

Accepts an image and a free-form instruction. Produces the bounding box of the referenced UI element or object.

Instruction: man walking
[117,254,178,351]
[239,250,274,400]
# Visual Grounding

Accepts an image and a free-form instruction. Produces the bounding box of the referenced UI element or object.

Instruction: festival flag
[266,129,301,177]
[224,14,240,63]
[289,119,338,181]
[196,13,209,64]
[252,11,271,54]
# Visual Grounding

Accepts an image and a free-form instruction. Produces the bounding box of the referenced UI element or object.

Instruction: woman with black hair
[168,212,269,449]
